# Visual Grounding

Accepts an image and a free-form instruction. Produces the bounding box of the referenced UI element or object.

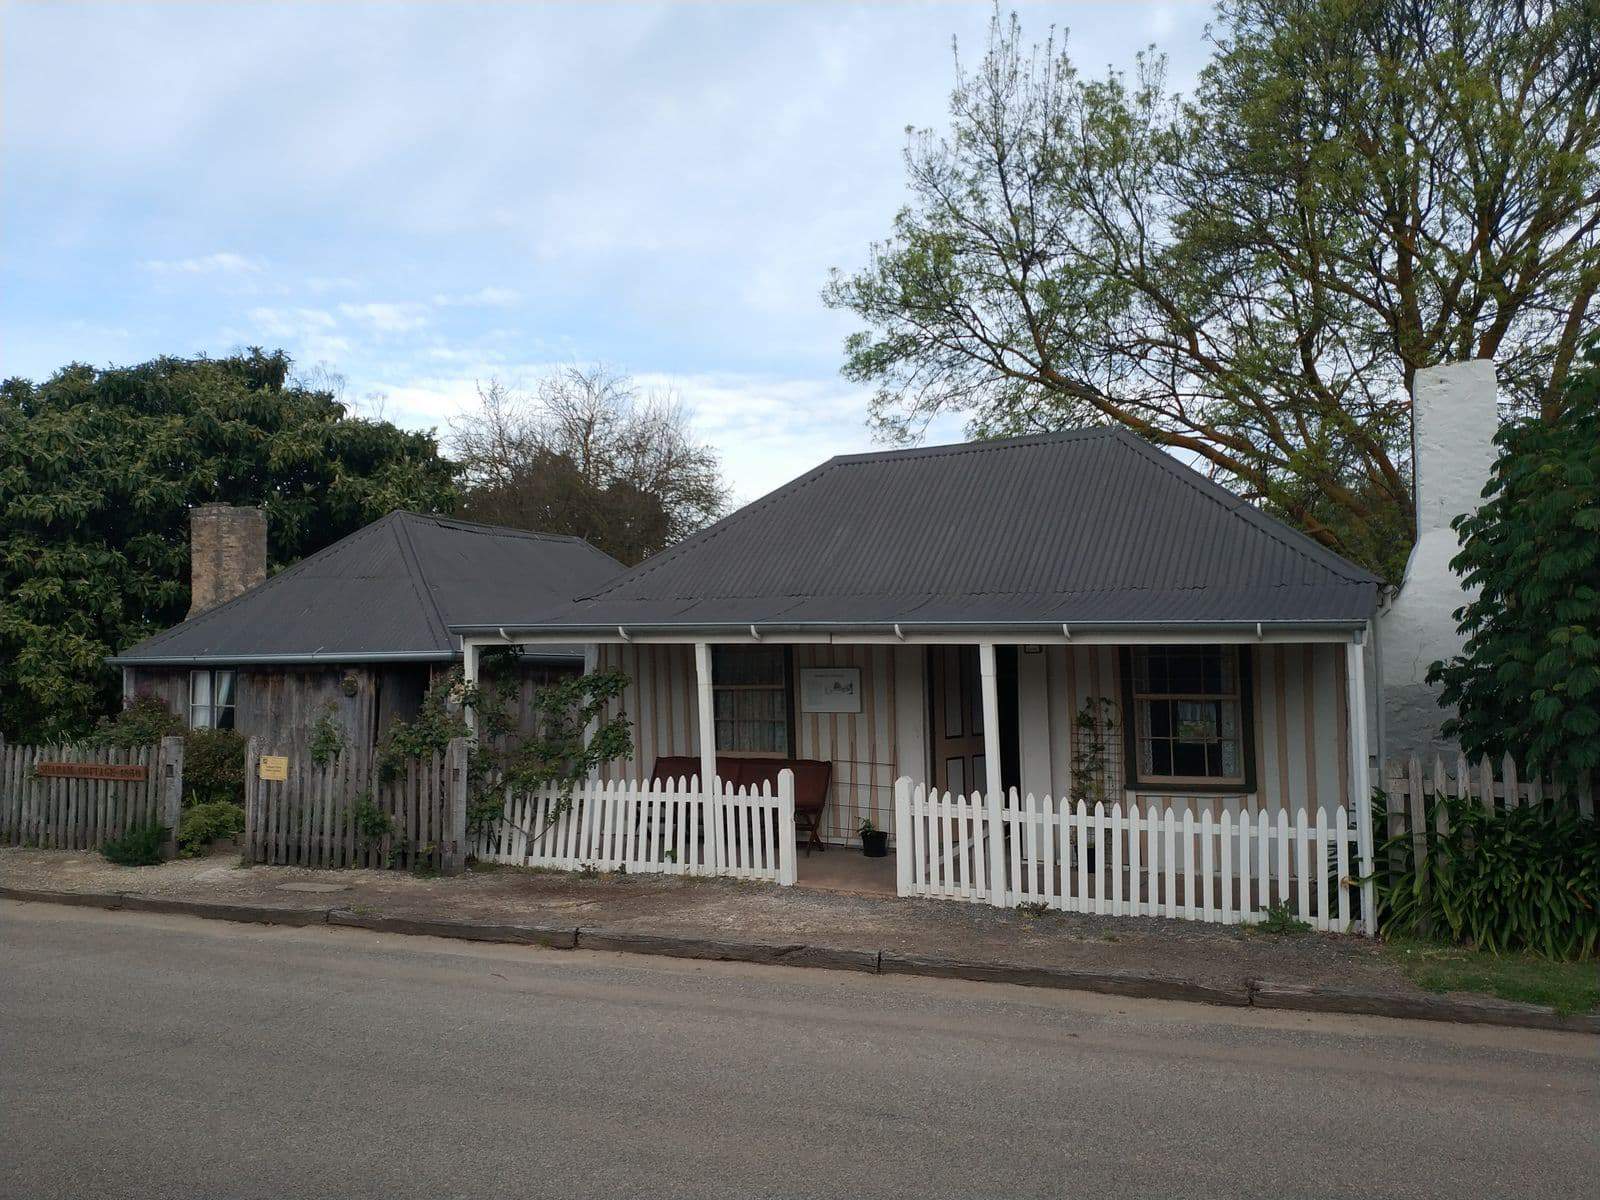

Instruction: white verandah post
[978,641,1006,907]
[462,639,483,741]
[694,641,720,871]
[1346,632,1376,934]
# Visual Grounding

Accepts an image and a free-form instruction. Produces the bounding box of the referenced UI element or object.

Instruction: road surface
[2,901,1595,1199]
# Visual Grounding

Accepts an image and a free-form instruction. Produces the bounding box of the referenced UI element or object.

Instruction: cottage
[112,506,620,753]
[452,428,1381,875]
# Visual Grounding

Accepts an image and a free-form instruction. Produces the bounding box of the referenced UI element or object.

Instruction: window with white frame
[189,669,237,730]
[1129,646,1247,786]
[712,646,791,755]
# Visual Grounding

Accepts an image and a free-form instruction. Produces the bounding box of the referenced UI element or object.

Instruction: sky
[2,1,1214,504]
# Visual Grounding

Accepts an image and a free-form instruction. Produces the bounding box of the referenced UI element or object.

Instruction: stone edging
[4,885,1595,1036]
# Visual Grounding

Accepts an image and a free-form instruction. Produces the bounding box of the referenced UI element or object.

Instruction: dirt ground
[0,845,1426,996]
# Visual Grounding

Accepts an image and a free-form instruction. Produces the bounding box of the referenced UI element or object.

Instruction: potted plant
[858,817,888,858]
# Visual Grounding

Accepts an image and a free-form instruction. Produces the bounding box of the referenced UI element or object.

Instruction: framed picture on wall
[799,667,862,713]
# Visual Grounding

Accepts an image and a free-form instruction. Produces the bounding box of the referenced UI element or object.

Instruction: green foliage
[182,728,247,807]
[1070,698,1119,805]
[857,817,879,837]
[177,801,244,857]
[101,820,167,866]
[92,695,183,748]
[308,702,348,767]
[91,696,244,806]
[1254,901,1313,937]
[826,1,1600,579]
[1428,350,1600,786]
[0,349,458,742]
[1384,938,1600,1015]
[350,791,396,845]
[1374,791,1600,961]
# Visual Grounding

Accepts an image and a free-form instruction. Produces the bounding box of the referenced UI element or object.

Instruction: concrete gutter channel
[5,885,1596,1036]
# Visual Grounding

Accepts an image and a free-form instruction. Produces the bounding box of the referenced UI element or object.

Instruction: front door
[929,646,986,797]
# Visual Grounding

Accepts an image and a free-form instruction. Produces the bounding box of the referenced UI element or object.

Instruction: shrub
[93,696,183,748]
[178,801,244,857]
[182,728,247,807]
[102,821,167,866]
[1375,791,1600,961]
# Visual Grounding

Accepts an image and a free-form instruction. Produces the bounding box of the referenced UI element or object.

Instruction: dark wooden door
[929,646,986,797]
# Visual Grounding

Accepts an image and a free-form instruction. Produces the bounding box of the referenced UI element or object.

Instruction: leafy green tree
[1428,347,1600,786]
[826,1,1600,579]
[0,349,458,741]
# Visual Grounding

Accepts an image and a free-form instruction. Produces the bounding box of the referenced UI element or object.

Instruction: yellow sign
[258,755,289,782]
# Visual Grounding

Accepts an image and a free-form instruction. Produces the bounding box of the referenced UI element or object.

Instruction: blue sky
[2,1,1212,502]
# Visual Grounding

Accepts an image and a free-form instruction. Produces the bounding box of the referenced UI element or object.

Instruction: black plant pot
[861,830,889,858]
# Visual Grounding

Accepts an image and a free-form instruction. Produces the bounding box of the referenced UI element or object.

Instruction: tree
[826,1,1600,579]
[1428,345,1600,786]
[0,350,458,742]
[450,365,727,565]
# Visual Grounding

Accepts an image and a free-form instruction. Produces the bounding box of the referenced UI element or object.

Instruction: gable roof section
[461,428,1380,635]
[113,511,622,665]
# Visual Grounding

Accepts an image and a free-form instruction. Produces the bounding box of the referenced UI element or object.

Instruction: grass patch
[1249,900,1312,937]
[1384,938,1600,1015]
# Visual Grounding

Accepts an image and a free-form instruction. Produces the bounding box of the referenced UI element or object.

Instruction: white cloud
[142,251,263,274]
[432,286,520,308]
[337,301,429,333]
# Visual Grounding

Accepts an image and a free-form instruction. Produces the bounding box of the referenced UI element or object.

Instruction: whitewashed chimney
[188,504,267,618]
[1377,359,1499,759]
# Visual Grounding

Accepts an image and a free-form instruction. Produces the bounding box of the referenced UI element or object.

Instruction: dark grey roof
[456,429,1379,636]
[113,511,622,666]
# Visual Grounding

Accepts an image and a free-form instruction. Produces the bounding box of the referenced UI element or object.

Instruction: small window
[712,647,791,756]
[1129,646,1246,787]
[189,669,236,730]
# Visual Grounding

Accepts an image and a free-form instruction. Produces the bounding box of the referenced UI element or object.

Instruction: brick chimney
[1377,359,1500,759]
[188,504,267,618]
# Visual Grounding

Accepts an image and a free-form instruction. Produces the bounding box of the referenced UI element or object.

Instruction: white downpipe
[1346,636,1376,934]
[979,642,1006,907]
[694,641,721,871]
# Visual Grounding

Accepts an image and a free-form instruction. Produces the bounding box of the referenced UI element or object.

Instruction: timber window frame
[1120,646,1254,793]
[711,646,795,757]
[189,668,237,730]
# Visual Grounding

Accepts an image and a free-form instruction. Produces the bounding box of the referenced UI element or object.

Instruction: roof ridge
[392,511,453,649]
[826,426,1116,468]
[1105,430,1380,585]
[118,513,404,655]
[391,510,593,544]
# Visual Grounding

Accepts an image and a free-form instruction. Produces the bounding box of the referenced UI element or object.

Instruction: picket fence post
[777,768,797,886]
[242,737,260,862]
[440,737,468,875]
[157,735,184,859]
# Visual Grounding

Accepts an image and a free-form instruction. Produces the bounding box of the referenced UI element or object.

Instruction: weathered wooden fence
[0,736,183,855]
[475,773,797,885]
[895,781,1362,932]
[242,737,467,873]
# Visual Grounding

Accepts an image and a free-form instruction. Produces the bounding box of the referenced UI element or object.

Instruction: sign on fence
[257,755,288,781]
[35,761,149,782]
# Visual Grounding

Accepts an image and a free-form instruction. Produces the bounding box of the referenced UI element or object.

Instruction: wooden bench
[650,756,833,855]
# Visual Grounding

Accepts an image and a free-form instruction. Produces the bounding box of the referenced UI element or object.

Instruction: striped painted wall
[594,639,1350,843]
[1024,643,1350,818]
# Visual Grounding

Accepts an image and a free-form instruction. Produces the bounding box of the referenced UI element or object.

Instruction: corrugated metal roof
[459,428,1379,634]
[113,512,621,665]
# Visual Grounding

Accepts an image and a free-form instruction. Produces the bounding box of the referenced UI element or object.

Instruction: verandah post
[1345,632,1376,934]
[694,641,721,871]
[777,768,796,886]
[979,642,1005,907]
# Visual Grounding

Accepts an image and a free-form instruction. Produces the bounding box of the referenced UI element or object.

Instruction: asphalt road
[2,902,1595,1199]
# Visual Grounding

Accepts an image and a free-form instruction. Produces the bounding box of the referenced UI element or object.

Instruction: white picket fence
[475,773,797,885]
[895,780,1367,933]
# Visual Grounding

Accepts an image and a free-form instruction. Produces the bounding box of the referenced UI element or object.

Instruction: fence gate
[242,738,467,873]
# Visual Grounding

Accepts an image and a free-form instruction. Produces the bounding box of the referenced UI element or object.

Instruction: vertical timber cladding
[595,643,899,845]
[1039,643,1349,819]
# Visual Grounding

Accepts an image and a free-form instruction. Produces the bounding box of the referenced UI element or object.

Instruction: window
[1128,646,1248,787]
[189,669,237,730]
[712,646,791,755]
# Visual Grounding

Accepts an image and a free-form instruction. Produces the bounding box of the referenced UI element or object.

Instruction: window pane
[190,671,211,708]
[216,706,236,731]
[1169,651,1203,693]
[214,671,236,706]
[1173,741,1207,777]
